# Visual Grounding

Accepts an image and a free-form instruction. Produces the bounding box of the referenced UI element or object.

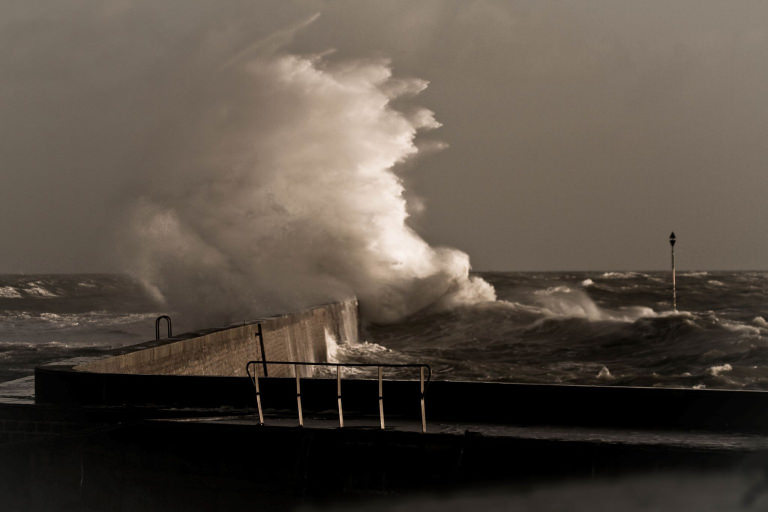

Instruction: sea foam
[708,364,733,377]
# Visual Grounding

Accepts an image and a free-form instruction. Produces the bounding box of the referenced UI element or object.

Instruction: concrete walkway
[160,411,768,452]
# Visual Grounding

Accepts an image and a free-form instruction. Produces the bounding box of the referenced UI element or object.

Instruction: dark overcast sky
[2,0,767,272]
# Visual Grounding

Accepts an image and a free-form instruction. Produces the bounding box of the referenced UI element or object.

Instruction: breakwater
[71,299,357,377]
[9,298,768,510]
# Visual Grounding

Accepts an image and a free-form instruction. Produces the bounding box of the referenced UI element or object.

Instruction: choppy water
[0,274,162,384]
[354,271,768,389]
[1,272,767,394]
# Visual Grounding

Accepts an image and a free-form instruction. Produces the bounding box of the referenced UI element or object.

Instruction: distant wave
[600,271,646,279]
[0,283,59,299]
[531,286,656,322]
[719,318,763,337]
[0,310,161,334]
[708,363,732,377]
[0,286,21,299]
[23,283,57,297]
[0,340,74,350]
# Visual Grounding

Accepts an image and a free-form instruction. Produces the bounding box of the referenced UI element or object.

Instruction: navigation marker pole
[669,232,677,312]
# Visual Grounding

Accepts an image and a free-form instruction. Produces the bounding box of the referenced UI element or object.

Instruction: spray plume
[125,17,495,326]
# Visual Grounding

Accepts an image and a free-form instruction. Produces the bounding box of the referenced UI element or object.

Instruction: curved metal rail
[246,360,432,433]
[155,315,172,340]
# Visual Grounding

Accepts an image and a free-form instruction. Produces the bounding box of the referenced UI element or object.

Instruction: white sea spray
[123,18,495,326]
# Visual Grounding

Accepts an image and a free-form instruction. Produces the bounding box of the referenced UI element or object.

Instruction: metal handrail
[155,315,172,340]
[245,360,432,433]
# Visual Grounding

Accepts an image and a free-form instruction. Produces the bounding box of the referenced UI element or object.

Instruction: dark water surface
[357,271,768,389]
[0,274,161,384]
[1,271,767,391]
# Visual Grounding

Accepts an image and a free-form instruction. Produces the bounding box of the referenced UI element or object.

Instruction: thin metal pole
[253,366,264,425]
[295,364,304,427]
[672,247,677,311]
[378,366,385,430]
[670,232,677,312]
[420,366,426,433]
[256,323,268,377]
[337,366,344,428]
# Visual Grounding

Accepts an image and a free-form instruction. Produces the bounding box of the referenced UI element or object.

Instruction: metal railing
[155,315,172,340]
[245,360,432,433]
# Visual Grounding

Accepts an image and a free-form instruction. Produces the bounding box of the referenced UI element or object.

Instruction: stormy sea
[1,270,766,403]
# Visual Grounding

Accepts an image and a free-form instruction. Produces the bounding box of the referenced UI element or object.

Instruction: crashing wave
[124,22,495,326]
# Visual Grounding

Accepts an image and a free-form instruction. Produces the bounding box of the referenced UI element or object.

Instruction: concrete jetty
[2,298,768,510]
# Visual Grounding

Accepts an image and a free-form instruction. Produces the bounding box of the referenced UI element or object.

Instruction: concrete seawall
[17,297,768,509]
[32,294,768,432]
[73,299,358,378]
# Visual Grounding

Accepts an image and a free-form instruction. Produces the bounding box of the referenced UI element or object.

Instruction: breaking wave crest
[123,19,494,327]
[0,286,22,299]
[532,286,656,322]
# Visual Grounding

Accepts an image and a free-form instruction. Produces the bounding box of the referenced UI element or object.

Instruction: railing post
[256,323,268,377]
[253,364,264,425]
[295,364,304,427]
[337,365,344,428]
[378,366,385,430]
[245,360,430,431]
[420,366,426,433]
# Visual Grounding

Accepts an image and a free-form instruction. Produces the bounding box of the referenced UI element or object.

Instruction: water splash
[124,23,494,326]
